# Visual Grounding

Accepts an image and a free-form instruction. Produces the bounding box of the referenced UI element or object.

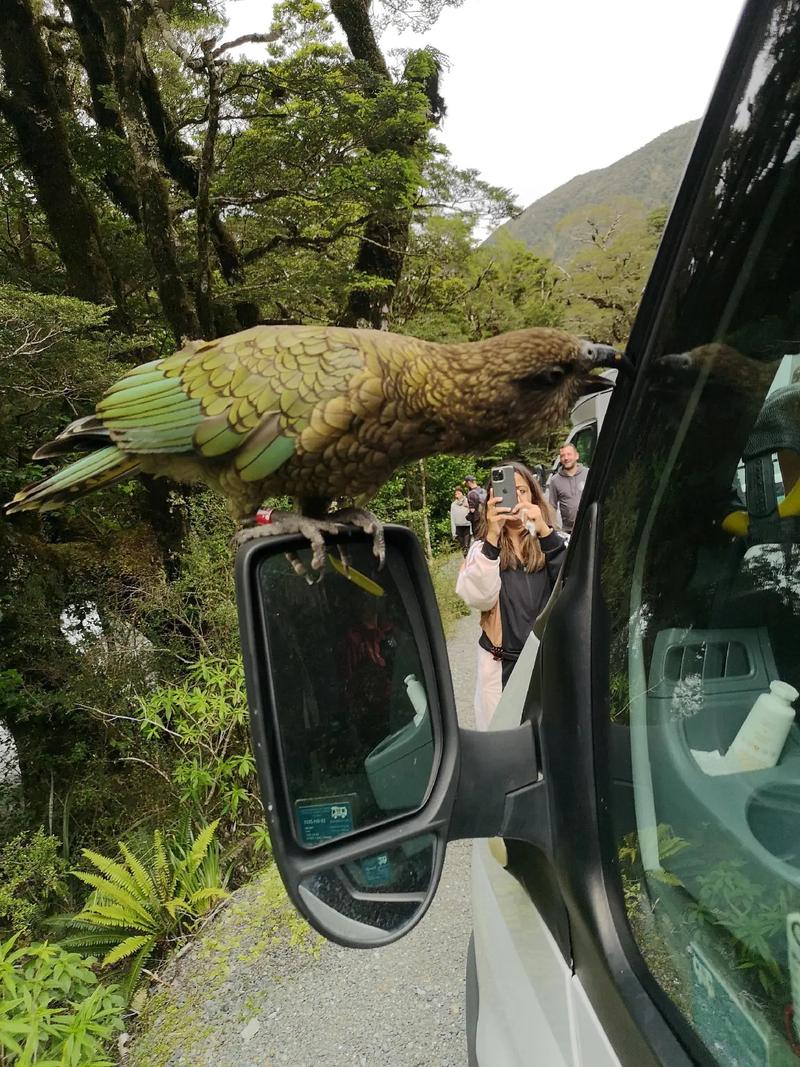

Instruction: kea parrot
[5,324,624,566]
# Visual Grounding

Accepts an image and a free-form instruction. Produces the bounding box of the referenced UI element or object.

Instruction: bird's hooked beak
[577,340,633,395]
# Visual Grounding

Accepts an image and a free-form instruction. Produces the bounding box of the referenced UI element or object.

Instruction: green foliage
[619,824,798,998]
[65,821,229,999]
[692,860,796,994]
[0,831,68,940]
[559,204,667,345]
[394,219,562,341]
[136,657,259,840]
[0,933,124,1066]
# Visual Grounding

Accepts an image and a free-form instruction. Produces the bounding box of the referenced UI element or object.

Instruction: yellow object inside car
[722,471,800,535]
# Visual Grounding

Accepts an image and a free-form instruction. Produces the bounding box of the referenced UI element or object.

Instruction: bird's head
[443,328,627,442]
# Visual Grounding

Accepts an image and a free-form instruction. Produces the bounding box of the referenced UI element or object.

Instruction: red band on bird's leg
[255,507,274,525]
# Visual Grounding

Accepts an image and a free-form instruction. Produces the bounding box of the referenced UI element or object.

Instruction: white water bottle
[404,674,428,724]
[726,680,798,771]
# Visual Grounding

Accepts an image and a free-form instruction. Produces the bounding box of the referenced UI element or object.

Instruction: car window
[598,5,800,1062]
[569,423,597,468]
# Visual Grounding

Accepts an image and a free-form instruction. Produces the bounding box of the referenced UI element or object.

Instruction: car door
[547,1,798,1062]
[234,3,800,1064]
[473,0,800,1063]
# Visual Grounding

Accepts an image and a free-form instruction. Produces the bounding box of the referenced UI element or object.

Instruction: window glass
[569,423,597,468]
[257,542,436,848]
[600,4,800,1062]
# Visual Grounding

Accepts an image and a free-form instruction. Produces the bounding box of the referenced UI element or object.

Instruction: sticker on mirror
[356,852,394,887]
[295,795,358,845]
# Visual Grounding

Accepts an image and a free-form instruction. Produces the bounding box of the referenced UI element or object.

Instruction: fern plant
[64,820,228,998]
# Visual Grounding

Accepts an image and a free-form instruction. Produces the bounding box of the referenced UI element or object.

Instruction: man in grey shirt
[548,443,588,533]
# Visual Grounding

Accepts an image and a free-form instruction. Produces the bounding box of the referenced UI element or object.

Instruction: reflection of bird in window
[5,324,622,566]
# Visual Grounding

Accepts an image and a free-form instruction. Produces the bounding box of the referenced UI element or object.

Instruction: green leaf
[102,935,154,967]
[185,819,220,875]
[71,873,153,927]
[79,848,144,901]
[118,843,158,902]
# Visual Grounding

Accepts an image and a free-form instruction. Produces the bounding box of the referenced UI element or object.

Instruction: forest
[0,0,664,1059]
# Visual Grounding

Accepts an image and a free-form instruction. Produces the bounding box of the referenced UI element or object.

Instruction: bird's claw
[235,507,385,576]
[235,511,340,571]
[329,507,385,568]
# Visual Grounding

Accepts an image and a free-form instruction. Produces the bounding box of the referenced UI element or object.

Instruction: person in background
[456,461,566,730]
[449,487,472,555]
[464,474,486,535]
[548,442,588,534]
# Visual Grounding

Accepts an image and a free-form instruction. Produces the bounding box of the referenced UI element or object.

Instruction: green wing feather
[96,325,369,479]
[6,325,379,515]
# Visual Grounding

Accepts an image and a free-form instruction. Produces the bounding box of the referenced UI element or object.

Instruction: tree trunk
[16,209,36,272]
[135,41,244,288]
[418,459,434,562]
[330,1,442,329]
[139,476,191,582]
[330,0,390,80]
[196,58,221,338]
[343,214,410,328]
[66,0,142,223]
[90,0,201,341]
[0,0,115,304]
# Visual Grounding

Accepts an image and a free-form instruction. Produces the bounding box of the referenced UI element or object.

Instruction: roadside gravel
[128,567,481,1067]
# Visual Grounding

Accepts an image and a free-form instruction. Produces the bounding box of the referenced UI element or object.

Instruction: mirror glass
[257,539,438,847]
[298,833,437,942]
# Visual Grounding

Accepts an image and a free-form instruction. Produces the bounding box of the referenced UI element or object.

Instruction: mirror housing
[236,525,552,946]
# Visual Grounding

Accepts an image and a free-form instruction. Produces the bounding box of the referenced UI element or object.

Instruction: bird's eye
[519,366,566,388]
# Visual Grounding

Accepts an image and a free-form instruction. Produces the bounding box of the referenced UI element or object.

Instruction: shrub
[64,820,228,998]
[0,830,68,939]
[136,657,261,845]
[0,934,124,1066]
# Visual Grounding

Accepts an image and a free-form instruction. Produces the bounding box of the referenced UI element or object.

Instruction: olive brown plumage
[5,324,622,523]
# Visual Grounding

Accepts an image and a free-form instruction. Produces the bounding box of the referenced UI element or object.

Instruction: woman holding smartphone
[455,460,565,730]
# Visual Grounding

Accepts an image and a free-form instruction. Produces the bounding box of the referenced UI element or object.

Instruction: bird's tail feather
[5,447,140,514]
[33,415,109,459]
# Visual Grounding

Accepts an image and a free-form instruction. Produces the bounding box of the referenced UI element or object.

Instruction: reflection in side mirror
[256,540,439,845]
[299,833,437,944]
[236,526,459,947]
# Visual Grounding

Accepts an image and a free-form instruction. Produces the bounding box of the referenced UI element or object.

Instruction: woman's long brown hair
[475,460,557,573]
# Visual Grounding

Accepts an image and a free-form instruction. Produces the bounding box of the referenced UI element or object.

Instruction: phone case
[490,465,517,511]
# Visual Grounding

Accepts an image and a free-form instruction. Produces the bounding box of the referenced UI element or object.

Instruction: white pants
[474,646,503,731]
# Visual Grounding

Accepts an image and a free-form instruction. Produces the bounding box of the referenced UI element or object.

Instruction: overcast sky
[225,0,745,209]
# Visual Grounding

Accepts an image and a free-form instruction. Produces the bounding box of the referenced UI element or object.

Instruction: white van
[236,2,800,1063]
[564,370,616,473]
[544,369,615,495]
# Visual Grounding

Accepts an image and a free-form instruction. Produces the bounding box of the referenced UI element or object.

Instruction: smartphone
[491,464,517,511]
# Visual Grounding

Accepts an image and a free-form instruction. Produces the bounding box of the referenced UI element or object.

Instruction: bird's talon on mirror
[329,507,385,570]
[285,551,319,583]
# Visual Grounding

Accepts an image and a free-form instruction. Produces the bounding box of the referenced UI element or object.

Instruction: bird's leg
[328,507,385,568]
[235,510,341,571]
[285,551,319,584]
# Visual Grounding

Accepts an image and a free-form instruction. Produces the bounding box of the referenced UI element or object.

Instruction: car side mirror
[235,526,461,945]
[236,525,550,947]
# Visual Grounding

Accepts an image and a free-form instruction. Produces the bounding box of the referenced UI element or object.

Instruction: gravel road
[129,592,481,1067]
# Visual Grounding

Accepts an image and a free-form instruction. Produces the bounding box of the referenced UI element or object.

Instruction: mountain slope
[491,119,700,265]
